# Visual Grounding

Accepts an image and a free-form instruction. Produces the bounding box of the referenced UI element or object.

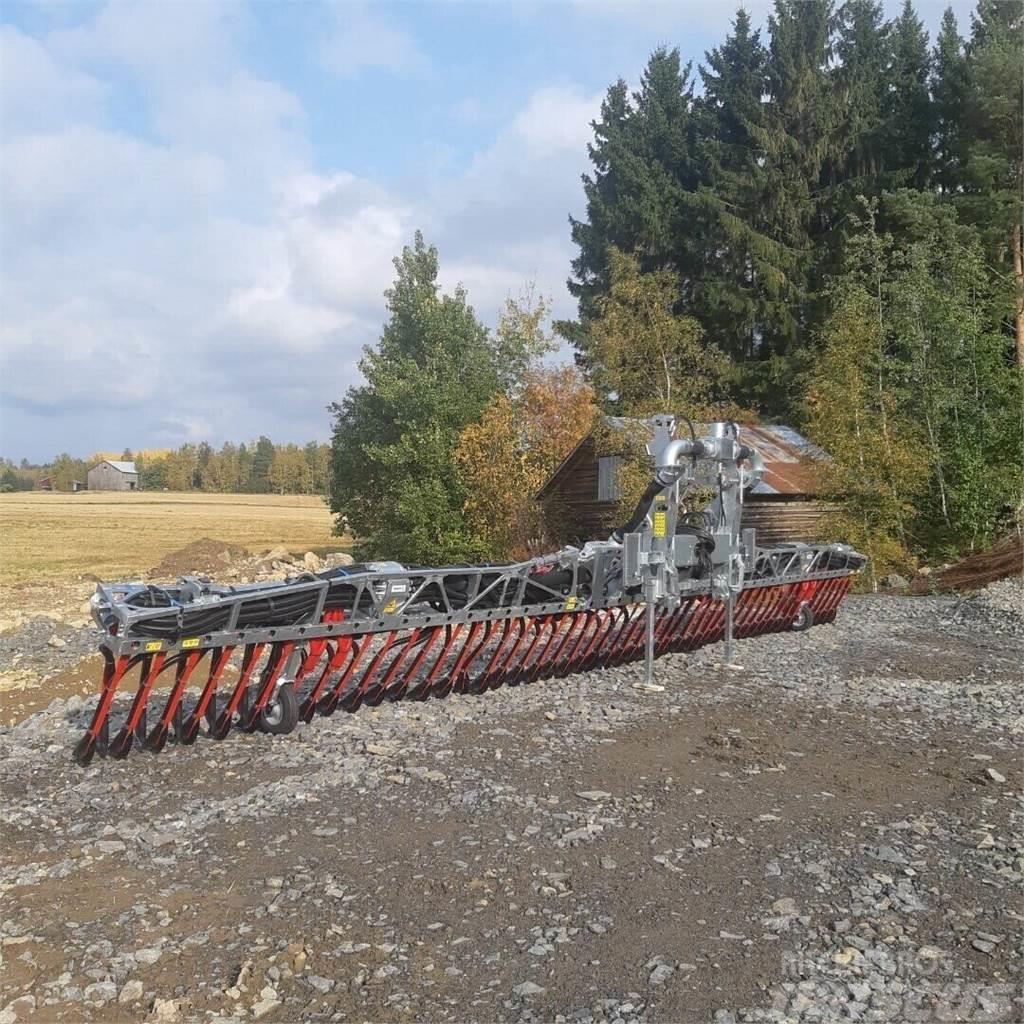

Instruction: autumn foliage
[456,367,597,560]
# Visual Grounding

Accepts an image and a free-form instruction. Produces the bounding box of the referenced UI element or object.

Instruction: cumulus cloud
[0,3,598,460]
[0,26,107,132]
[318,3,429,78]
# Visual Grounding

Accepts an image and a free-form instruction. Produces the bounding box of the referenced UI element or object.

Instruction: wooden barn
[536,418,837,546]
[87,460,139,492]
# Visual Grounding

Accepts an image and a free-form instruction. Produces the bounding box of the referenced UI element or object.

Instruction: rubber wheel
[247,684,299,735]
[792,603,815,632]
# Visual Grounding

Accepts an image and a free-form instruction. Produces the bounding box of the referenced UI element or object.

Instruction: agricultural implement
[73,417,864,765]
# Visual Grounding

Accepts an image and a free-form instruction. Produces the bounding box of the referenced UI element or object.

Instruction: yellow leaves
[807,287,929,583]
[269,445,313,495]
[455,368,597,559]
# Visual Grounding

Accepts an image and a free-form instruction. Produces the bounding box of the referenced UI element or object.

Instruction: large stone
[151,998,182,1022]
[83,982,117,1004]
[772,897,798,916]
[324,551,355,567]
[649,963,674,986]
[2,996,36,1022]
[512,981,545,997]
[251,990,281,1019]
[119,980,144,1004]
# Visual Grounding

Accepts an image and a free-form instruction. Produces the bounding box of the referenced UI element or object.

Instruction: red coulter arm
[74,418,866,765]
[73,575,860,766]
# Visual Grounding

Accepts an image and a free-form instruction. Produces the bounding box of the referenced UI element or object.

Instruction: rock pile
[148,539,355,585]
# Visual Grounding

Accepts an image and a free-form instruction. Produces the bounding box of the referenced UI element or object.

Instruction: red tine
[180,647,234,743]
[391,626,444,701]
[108,653,167,759]
[213,643,266,738]
[300,639,355,721]
[73,653,133,765]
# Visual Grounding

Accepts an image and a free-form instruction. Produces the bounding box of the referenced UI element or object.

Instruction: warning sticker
[182,637,200,649]
[565,596,577,610]
[383,598,399,614]
[653,510,667,537]
[144,641,162,653]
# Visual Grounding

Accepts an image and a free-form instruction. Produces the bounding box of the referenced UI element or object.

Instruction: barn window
[597,456,622,501]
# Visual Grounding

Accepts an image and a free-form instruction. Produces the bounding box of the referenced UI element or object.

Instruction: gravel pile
[955,576,1024,635]
[1,592,1020,1024]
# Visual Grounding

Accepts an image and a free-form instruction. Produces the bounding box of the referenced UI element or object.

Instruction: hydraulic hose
[610,478,663,543]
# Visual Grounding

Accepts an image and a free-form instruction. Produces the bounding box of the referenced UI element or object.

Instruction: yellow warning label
[383,598,398,614]
[653,510,667,537]
[182,637,200,649]
[565,596,577,610]
[144,641,163,653]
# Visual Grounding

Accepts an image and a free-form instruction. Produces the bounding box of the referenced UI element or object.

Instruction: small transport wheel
[792,602,815,632]
[246,684,299,735]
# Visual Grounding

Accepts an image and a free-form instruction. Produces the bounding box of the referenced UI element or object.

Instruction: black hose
[610,478,663,543]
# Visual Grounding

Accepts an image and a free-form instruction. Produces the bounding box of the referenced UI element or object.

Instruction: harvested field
[0,491,342,586]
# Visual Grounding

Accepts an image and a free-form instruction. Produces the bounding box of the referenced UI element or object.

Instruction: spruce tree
[691,9,793,366]
[248,437,275,493]
[750,0,839,408]
[833,0,891,184]
[564,48,697,373]
[565,80,631,345]
[930,8,968,196]
[885,0,932,189]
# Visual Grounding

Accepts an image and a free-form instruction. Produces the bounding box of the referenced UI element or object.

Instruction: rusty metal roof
[738,424,826,497]
[537,417,827,499]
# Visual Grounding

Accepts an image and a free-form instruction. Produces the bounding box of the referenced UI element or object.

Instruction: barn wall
[541,438,622,543]
[87,463,137,491]
[742,499,838,546]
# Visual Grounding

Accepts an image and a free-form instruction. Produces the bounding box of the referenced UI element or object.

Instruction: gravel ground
[0,584,1021,1024]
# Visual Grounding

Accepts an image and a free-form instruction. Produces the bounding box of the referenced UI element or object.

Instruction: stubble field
[0,491,340,586]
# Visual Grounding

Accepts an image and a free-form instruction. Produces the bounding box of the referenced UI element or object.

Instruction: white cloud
[428,84,600,322]
[49,0,239,84]
[0,4,598,460]
[318,4,428,78]
[0,26,107,132]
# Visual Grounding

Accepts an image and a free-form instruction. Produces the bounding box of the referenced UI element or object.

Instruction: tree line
[0,440,332,496]
[329,0,1022,578]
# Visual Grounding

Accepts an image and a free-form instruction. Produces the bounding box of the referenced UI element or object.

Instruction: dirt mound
[933,531,1023,592]
[149,538,251,580]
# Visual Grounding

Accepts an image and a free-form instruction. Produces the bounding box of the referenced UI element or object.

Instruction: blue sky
[1,0,975,461]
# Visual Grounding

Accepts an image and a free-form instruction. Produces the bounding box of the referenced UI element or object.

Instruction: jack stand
[634,576,664,692]
[720,589,744,671]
